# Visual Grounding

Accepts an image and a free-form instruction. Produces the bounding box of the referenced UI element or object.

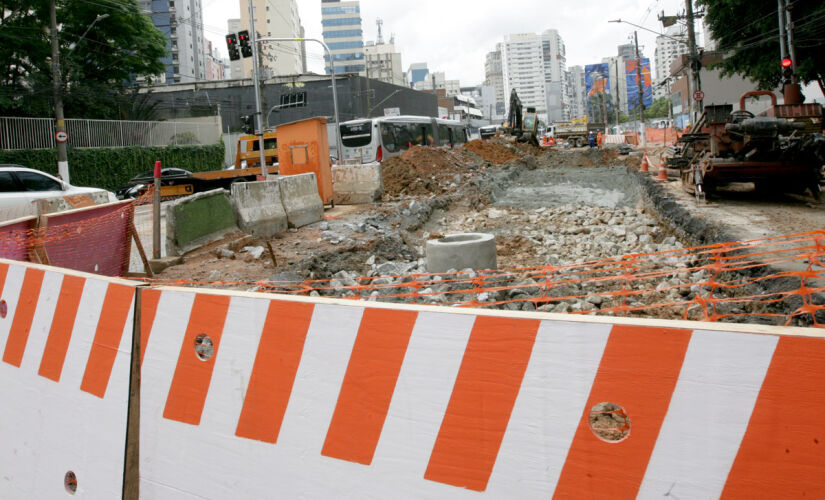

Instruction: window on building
[279,91,307,108]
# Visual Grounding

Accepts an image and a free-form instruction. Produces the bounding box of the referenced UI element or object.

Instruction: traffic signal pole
[49,0,70,183]
[247,0,269,178]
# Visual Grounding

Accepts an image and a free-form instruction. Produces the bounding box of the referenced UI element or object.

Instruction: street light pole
[685,0,703,119]
[256,37,343,165]
[247,0,268,178]
[49,0,69,183]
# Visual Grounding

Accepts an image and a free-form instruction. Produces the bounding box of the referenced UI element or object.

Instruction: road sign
[383,107,400,117]
[693,90,705,102]
[55,130,68,143]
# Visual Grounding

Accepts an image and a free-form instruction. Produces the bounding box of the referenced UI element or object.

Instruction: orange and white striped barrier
[0,259,138,497]
[138,286,825,498]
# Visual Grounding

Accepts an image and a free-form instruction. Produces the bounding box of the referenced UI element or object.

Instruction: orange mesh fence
[0,199,137,277]
[146,230,825,327]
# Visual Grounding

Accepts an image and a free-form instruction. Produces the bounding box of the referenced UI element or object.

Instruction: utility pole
[247,0,267,177]
[634,31,646,148]
[365,55,372,116]
[777,0,788,64]
[614,60,620,131]
[784,2,797,84]
[49,0,69,183]
[685,0,702,120]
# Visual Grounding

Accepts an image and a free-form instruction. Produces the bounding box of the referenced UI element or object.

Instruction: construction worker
[588,131,596,148]
[597,130,604,149]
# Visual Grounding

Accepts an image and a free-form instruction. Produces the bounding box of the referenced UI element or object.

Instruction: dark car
[116,168,193,199]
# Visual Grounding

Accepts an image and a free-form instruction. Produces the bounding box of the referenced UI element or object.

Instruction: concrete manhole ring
[426,233,497,273]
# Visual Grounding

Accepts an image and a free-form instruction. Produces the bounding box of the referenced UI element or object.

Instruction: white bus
[339,115,469,163]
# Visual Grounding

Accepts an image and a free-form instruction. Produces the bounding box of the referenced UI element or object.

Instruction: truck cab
[234,131,278,170]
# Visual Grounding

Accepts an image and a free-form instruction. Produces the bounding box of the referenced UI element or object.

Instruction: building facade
[321,0,366,75]
[484,45,505,119]
[204,40,225,81]
[406,62,429,87]
[238,0,303,79]
[566,65,586,119]
[654,25,689,93]
[501,33,548,122]
[364,41,404,86]
[541,29,569,121]
[140,0,206,83]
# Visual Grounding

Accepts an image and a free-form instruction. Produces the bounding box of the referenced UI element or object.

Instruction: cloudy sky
[203,0,697,83]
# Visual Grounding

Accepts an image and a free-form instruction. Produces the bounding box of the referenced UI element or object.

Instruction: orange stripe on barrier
[424,316,540,491]
[0,262,9,295]
[235,300,315,443]
[553,325,692,498]
[163,294,231,425]
[322,308,419,465]
[80,283,134,398]
[38,275,85,381]
[139,288,162,367]
[2,268,45,367]
[721,336,825,498]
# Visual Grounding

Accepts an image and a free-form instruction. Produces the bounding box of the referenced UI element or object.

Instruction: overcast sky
[204,0,696,82]
[203,0,823,100]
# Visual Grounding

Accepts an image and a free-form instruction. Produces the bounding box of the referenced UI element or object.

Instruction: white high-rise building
[541,29,569,121]
[484,44,505,119]
[567,65,586,119]
[364,40,404,86]
[238,0,302,78]
[140,0,206,83]
[655,25,689,83]
[501,33,547,122]
[321,0,365,75]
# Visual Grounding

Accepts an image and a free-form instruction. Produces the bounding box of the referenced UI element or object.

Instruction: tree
[0,0,167,118]
[645,97,670,119]
[698,0,825,93]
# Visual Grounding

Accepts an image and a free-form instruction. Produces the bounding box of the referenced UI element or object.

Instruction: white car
[0,164,117,212]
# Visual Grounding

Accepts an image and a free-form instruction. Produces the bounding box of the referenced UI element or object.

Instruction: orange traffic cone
[641,156,649,172]
[657,158,668,181]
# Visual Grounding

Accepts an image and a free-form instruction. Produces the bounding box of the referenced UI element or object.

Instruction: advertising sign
[625,58,653,111]
[585,63,611,98]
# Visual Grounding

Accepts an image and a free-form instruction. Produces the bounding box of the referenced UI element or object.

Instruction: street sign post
[55,130,68,143]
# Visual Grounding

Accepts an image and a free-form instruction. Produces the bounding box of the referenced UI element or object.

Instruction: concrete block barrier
[279,172,324,228]
[332,162,384,204]
[230,180,288,238]
[165,189,239,256]
[604,134,626,144]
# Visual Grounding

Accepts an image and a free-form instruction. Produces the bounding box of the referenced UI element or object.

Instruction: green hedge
[0,142,225,191]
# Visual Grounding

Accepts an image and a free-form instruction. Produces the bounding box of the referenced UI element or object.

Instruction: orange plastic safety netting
[146,230,825,328]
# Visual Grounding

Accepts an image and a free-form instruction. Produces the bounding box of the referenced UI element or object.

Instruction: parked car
[115,167,194,199]
[0,164,117,210]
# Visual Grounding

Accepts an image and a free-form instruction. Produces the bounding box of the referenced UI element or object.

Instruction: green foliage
[0,143,225,191]
[645,97,671,119]
[698,0,825,89]
[0,0,167,118]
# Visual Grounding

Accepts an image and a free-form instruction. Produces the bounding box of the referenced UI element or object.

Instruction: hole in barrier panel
[64,471,77,494]
[0,300,6,318]
[589,402,630,442]
[194,333,213,361]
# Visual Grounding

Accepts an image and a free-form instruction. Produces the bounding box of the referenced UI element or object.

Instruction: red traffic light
[226,37,235,45]
[781,58,793,68]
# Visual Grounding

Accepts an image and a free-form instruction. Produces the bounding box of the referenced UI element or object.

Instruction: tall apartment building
[541,29,569,121]
[140,0,206,83]
[203,40,225,81]
[567,65,586,119]
[501,33,547,122]
[655,25,689,83]
[227,19,243,79]
[484,45,505,118]
[321,0,366,75]
[364,40,404,86]
[238,0,302,79]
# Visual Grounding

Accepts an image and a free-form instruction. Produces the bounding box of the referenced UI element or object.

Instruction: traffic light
[241,114,254,134]
[781,57,793,82]
[238,30,252,58]
[226,33,239,61]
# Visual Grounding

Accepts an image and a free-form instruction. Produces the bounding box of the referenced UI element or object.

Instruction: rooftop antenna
[376,18,384,44]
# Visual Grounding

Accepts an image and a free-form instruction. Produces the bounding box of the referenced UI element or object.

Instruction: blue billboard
[625,58,653,111]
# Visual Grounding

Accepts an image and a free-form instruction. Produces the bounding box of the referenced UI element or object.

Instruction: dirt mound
[462,140,521,164]
[511,141,546,156]
[381,146,477,197]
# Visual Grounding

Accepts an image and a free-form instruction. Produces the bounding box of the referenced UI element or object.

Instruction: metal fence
[0,117,222,150]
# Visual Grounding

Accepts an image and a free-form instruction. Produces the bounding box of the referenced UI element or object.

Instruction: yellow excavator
[502,89,541,147]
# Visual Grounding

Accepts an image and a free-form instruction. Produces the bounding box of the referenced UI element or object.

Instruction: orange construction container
[276,117,334,204]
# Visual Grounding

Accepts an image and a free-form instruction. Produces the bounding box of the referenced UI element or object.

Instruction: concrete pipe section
[426,233,497,273]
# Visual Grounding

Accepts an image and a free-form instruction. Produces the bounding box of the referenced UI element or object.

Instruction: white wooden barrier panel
[0,259,137,498]
[138,287,825,499]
